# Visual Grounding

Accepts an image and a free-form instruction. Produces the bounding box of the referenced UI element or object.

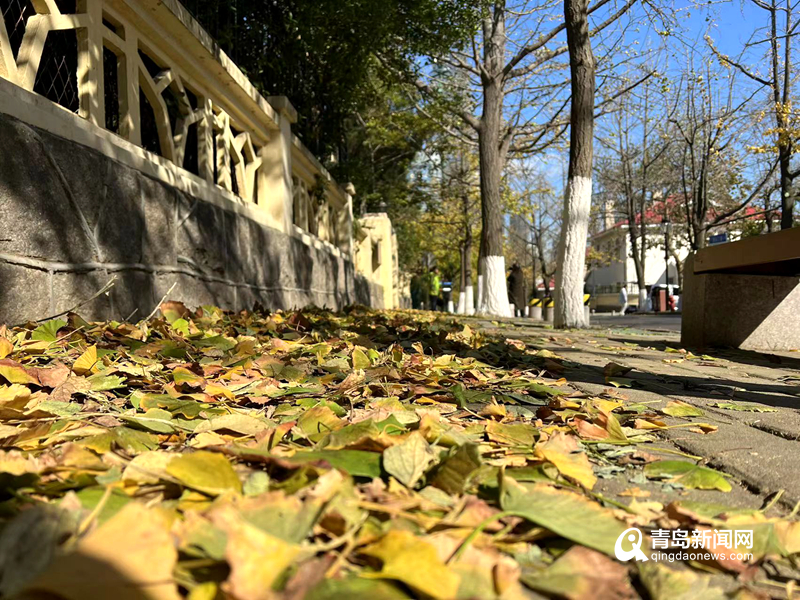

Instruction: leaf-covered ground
[0,304,797,599]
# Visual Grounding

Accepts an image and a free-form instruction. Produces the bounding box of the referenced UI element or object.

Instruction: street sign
[708,232,728,246]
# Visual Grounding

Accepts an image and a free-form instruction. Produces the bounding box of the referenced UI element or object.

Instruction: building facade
[586,223,689,312]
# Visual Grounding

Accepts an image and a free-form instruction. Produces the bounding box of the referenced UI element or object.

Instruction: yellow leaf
[211,506,299,600]
[73,345,99,375]
[0,338,13,359]
[167,451,242,495]
[123,451,173,485]
[173,367,205,388]
[205,383,234,400]
[25,503,180,600]
[535,431,597,489]
[0,360,38,385]
[362,530,460,599]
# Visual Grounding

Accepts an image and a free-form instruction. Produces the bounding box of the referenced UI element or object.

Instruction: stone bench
[681,228,800,350]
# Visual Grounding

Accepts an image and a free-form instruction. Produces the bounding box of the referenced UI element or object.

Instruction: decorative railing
[0,0,353,255]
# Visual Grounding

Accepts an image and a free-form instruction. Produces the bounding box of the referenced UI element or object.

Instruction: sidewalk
[469,315,800,510]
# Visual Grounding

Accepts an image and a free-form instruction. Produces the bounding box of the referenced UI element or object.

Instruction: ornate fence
[0,0,353,256]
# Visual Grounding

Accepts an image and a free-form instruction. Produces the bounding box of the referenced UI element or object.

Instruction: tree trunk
[554,0,595,328]
[779,146,793,229]
[477,8,511,317]
[536,233,551,297]
[458,192,475,315]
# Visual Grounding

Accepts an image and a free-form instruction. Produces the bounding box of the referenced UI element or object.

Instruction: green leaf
[352,347,372,369]
[526,382,569,397]
[285,449,382,478]
[167,451,242,495]
[712,402,777,413]
[296,406,344,442]
[661,401,704,418]
[121,409,178,434]
[81,427,160,454]
[34,400,82,417]
[382,432,436,488]
[31,319,67,342]
[644,461,732,492]
[500,479,628,556]
[75,487,131,525]
[139,395,213,419]
[307,577,411,600]
[449,383,491,408]
[431,443,481,494]
[486,421,537,447]
[638,561,728,600]
[87,374,127,391]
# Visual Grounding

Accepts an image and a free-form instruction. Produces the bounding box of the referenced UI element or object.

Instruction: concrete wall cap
[267,96,299,124]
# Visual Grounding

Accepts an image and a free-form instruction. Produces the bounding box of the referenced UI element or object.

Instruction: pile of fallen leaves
[0,304,797,600]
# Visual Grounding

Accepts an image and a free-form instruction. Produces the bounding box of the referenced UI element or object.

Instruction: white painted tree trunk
[555,0,595,329]
[478,255,512,317]
[637,288,647,312]
[465,285,475,315]
[456,293,466,314]
[554,176,591,328]
[476,274,485,313]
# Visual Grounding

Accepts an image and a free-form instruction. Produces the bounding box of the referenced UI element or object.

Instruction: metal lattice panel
[33,30,79,113]
[1,0,35,59]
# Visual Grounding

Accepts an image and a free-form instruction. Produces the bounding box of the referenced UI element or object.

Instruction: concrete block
[52,270,114,320]
[0,117,97,262]
[681,254,800,350]
[0,264,50,325]
[175,196,227,276]
[140,178,178,265]
[155,272,235,310]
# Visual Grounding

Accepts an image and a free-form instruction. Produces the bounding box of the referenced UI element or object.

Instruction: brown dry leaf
[573,418,609,440]
[521,546,634,600]
[37,363,71,388]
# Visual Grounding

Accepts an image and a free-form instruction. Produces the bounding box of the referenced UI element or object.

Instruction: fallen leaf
[72,346,100,375]
[644,461,731,492]
[382,432,435,488]
[535,431,596,489]
[661,401,704,419]
[500,479,628,556]
[211,506,300,600]
[24,502,181,600]
[167,451,242,495]
[361,530,460,599]
[521,546,634,600]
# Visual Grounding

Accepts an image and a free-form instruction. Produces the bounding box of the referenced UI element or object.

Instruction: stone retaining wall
[0,112,382,324]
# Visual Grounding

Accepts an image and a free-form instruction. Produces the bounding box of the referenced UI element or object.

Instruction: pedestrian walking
[507,263,526,317]
[618,286,628,315]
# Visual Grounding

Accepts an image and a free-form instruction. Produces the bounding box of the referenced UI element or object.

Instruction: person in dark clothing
[410,272,423,310]
[507,263,527,317]
[428,267,441,311]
